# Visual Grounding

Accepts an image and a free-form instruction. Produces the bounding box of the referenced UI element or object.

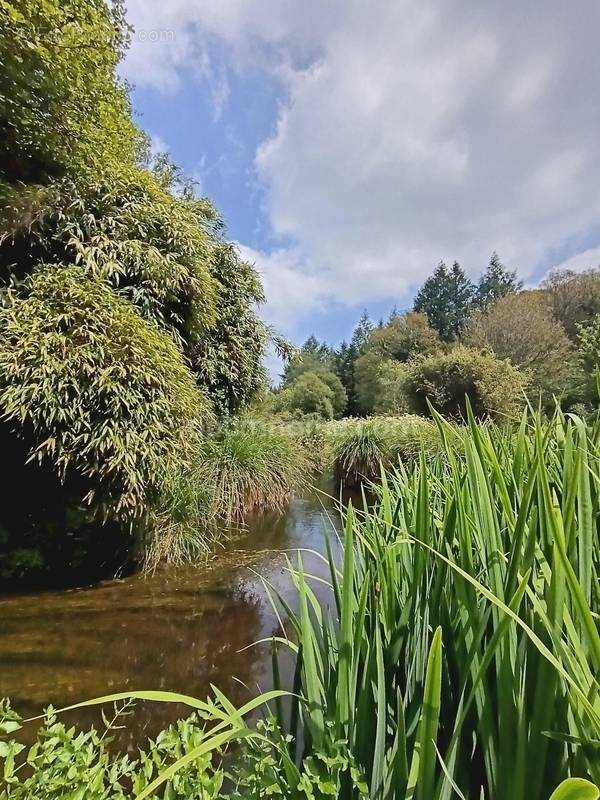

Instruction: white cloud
[235,243,329,333]
[543,247,600,281]
[123,0,600,329]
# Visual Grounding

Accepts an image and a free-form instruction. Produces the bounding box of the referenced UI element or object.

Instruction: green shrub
[0,700,224,800]
[1,174,218,347]
[372,359,410,414]
[464,290,575,406]
[279,350,348,419]
[403,344,526,420]
[277,371,338,420]
[354,312,439,414]
[192,243,269,416]
[577,314,600,404]
[0,266,206,519]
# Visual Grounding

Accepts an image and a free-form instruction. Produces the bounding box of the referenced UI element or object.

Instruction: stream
[0,478,347,750]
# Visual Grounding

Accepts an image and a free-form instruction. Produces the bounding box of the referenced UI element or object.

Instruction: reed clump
[330,414,445,486]
[196,417,312,522]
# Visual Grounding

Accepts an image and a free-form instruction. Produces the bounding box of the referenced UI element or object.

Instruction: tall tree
[353,312,440,414]
[334,311,373,415]
[541,268,600,339]
[413,261,474,341]
[475,252,522,310]
[465,291,574,406]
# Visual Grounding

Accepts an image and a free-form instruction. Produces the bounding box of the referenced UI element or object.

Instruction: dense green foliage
[354,313,440,414]
[280,258,599,423]
[0,0,277,580]
[1,174,218,340]
[577,315,600,405]
[278,340,347,419]
[0,0,140,182]
[192,243,269,416]
[0,266,204,518]
[3,409,598,797]
[403,345,526,420]
[542,268,600,339]
[413,260,474,342]
[0,701,225,799]
[465,291,575,406]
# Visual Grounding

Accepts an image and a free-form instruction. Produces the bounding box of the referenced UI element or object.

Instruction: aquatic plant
[330,414,443,486]
[265,405,600,798]
[195,418,312,522]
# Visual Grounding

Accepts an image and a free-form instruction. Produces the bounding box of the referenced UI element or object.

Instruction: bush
[277,370,346,420]
[1,174,218,349]
[354,313,439,414]
[403,345,526,420]
[0,266,206,520]
[577,314,600,405]
[373,360,410,414]
[464,291,574,405]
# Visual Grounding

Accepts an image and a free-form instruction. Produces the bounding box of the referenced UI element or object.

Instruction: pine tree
[334,311,372,415]
[413,261,475,341]
[475,252,522,310]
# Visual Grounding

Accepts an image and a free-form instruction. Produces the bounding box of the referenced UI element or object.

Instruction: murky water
[0,479,345,750]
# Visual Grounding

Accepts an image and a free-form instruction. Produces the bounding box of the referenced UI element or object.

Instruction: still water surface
[0,480,344,750]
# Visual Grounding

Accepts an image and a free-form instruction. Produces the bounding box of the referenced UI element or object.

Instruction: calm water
[0,479,345,750]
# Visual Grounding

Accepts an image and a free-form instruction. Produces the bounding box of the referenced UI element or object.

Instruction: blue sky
[123,1,600,360]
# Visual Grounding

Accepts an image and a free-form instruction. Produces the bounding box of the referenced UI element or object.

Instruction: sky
[121,0,600,357]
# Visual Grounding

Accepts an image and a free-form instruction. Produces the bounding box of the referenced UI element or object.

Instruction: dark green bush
[403,345,527,420]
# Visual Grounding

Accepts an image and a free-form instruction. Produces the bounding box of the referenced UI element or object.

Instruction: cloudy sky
[122,0,600,349]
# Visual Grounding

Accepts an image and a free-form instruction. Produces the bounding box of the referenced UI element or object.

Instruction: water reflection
[0,478,346,749]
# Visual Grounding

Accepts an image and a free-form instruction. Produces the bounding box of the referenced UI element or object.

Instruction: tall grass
[145,417,314,566]
[265,405,600,798]
[196,417,312,522]
[331,415,445,486]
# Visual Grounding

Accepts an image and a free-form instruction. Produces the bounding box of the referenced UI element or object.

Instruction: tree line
[273,255,600,420]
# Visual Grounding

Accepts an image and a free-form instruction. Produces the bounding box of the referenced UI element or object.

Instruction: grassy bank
[2,406,599,797]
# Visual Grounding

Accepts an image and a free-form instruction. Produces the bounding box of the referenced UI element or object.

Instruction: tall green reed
[267,405,599,799]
